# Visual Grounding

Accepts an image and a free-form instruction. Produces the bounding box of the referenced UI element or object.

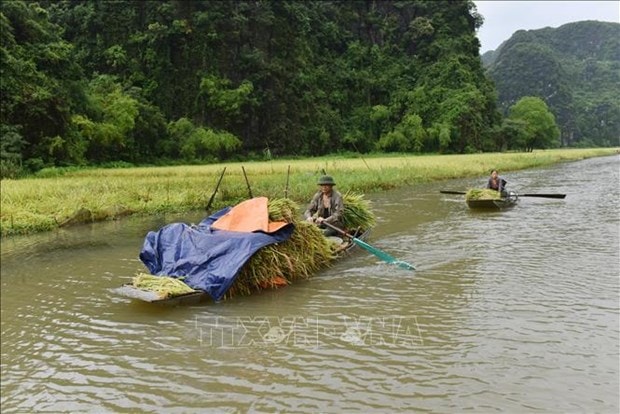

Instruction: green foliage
[377,113,426,152]
[0,0,84,169]
[3,0,532,168]
[486,21,620,147]
[69,75,140,162]
[377,130,408,152]
[426,122,453,153]
[498,118,528,151]
[0,124,23,164]
[0,124,25,178]
[0,159,23,179]
[198,75,255,126]
[508,97,560,151]
[167,118,242,161]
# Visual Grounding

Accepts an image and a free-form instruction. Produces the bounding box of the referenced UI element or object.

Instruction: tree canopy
[507,97,560,152]
[1,0,600,178]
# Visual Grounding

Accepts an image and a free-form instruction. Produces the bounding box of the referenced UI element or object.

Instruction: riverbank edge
[1,148,618,237]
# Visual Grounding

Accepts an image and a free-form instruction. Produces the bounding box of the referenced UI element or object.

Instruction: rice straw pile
[132,194,375,300]
[132,272,195,299]
[466,188,502,200]
[225,193,375,299]
[341,191,376,230]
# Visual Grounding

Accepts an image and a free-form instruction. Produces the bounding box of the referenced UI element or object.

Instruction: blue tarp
[139,207,295,301]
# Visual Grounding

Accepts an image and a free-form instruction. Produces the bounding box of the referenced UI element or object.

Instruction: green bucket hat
[317,175,336,186]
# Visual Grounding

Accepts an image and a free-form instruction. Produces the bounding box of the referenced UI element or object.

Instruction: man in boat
[487,169,508,196]
[304,175,345,237]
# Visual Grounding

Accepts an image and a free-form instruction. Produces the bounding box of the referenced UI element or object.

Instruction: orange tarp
[212,197,289,233]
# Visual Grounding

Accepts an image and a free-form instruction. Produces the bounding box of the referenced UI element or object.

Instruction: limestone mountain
[483,21,620,147]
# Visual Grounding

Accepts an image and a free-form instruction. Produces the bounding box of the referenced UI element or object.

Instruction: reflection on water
[2,156,619,413]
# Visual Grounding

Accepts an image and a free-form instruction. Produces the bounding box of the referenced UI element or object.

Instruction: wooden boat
[112,283,208,306]
[111,194,401,305]
[112,226,371,306]
[441,189,565,211]
[466,191,519,210]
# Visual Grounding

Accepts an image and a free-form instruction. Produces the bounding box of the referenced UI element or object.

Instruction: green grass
[1,148,617,237]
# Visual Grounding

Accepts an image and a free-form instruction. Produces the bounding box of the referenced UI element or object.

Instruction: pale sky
[473,1,620,53]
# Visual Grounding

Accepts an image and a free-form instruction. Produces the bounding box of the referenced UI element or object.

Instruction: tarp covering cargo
[139,197,294,301]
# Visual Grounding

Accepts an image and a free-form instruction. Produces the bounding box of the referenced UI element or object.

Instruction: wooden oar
[519,193,566,199]
[440,190,566,199]
[321,222,416,270]
[439,190,469,195]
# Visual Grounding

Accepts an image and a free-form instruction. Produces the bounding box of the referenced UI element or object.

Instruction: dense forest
[0,0,614,178]
[483,20,620,148]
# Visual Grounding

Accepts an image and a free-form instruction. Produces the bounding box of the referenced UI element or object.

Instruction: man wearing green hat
[304,175,345,236]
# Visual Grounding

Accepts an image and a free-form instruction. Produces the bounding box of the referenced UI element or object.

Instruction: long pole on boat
[206,167,226,211]
[321,222,416,271]
[440,190,566,199]
[284,165,291,199]
[242,166,253,199]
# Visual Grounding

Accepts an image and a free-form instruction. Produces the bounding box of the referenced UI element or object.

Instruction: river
[1,155,618,413]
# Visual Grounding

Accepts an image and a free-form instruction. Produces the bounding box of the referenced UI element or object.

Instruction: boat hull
[111,284,208,305]
[466,192,519,210]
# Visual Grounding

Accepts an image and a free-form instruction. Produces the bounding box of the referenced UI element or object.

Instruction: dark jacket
[487,177,507,192]
[304,190,344,226]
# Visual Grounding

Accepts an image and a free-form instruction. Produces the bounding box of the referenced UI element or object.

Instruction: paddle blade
[353,238,416,270]
[440,190,467,195]
[520,193,566,199]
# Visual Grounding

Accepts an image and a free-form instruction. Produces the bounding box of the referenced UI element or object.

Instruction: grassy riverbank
[1,148,617,237]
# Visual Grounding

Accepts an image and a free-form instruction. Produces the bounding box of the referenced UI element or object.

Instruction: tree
[0,125,24,178]
[497,118,528,151]
[5,0,504,168]
[167,118,242,162]
[0,0,84,169]
[508,97,560,151]
[377,113,426,152]
[72,75,140,163]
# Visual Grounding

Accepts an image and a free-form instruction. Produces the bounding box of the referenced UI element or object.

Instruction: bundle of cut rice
[466,188,502,200]
[227,221,335,299]
[225,194,375,299]
[342,191,376,230]
[132,272,195,299]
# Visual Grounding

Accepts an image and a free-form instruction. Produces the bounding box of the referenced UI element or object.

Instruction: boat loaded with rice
[113,192,380,305]
[440,189,566,211]
[465,188,519,210]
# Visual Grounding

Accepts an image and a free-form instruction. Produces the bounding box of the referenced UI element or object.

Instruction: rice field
[1,148,617,237]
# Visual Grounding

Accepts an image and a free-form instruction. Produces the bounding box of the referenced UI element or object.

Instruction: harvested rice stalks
[226,217,335,299]
[132,272,195,299]
[466,188,502,200]
[342,191,376,230]
[268,198,300,223]
[133,194,375,301]
[225,194,375,299]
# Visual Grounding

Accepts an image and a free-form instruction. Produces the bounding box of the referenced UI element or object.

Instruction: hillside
[483,21,620,147]
[1,0,497,177]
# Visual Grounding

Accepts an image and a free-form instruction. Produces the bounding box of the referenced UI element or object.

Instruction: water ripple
[1,156,619,413]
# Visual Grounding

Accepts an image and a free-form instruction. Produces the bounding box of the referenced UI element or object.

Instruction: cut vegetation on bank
[0,149,617,237]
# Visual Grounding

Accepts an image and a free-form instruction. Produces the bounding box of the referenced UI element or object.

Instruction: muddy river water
[1,155,618,413]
